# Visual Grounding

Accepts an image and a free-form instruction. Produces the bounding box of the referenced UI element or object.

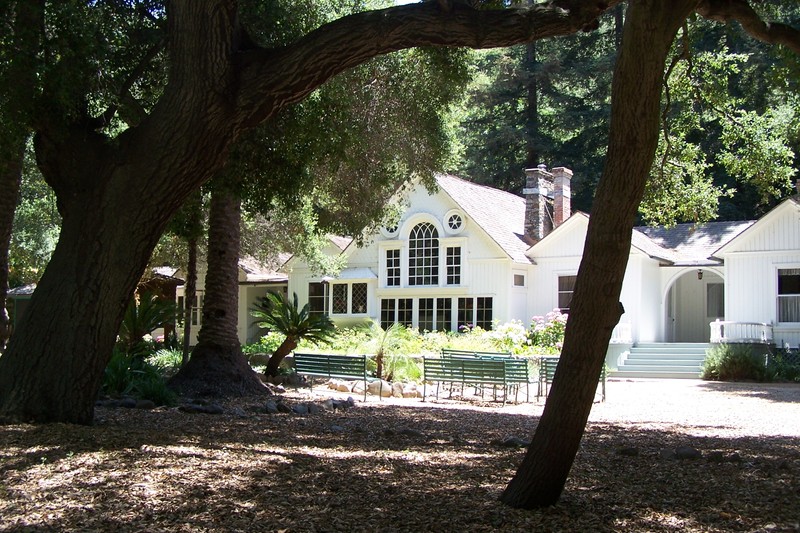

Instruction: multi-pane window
[436,297,452,332]
[558,275,577,312]
[476,297,493,329]
[386,249,401,286]
[398,298,413,327]
[178,294,204,326]
[418,298,434,331]
[778,268,800,322]
[408,222,439,286]
[457,297,474,330]
[446,246,461,285]
[308,282,328,316]
[380,299,396,330]
[351,283,367,314]
[332,284,348,314]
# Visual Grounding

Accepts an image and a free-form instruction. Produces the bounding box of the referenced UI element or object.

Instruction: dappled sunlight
[1,382,799,531]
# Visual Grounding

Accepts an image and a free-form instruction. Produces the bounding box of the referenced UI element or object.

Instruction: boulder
[367,380,392,397]
[391,382,405,398]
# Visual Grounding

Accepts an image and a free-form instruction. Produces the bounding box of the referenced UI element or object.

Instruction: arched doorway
[665,269,724,342]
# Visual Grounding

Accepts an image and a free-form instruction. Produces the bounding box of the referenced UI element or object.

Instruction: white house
[284,166,800,377]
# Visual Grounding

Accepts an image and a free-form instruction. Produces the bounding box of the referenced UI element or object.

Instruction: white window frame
[776,266,800,324]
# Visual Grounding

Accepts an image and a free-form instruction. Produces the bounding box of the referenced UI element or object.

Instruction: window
[436,297,452,332]
[351,283,367,314]
[380,299,396,330]
[476,297,493,329]
[447,213,463,232]
[398,298,413,327]
[458,297,474,330]
[446,246,461,285]
[707,283,724,318]
[178,293,204,326]
[408,222,439,286]
[513,274,525,287]
[332,284,348,314]
[558,275,577,312]
[778,268,800,322]
[308,282,328,316]
[418,298,434,331]
[386,249,401,287]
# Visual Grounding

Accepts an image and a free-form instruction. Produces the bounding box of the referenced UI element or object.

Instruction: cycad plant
[251,292,336,377]
[118,292,176,358]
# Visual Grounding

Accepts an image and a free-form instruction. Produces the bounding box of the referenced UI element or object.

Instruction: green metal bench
[293,353,374,401]
[441,348,531,402]
[537,355,606,401]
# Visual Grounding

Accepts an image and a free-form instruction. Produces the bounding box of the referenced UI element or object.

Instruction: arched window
[408,222,439,286]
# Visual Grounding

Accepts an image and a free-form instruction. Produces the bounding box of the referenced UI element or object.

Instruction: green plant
[701,344,768,381]
[132,372,177,406]
[118,293,177,357]
[251,292,337,377]
[102,346,177,406]
[767,350,800,382]
[103,347,136,396]
[528,309,568,353]
[147,349,183,376]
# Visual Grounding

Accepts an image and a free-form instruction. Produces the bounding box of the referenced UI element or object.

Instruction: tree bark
[500,0,699,509]
[265,337,298,378]
[169,188,267,397]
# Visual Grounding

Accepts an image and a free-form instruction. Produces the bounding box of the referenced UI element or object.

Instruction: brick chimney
[524,165,553,242]
[552,167,572,226]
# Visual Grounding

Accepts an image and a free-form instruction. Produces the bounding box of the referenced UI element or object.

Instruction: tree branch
[697,0,800,54]
[235,1,619,128]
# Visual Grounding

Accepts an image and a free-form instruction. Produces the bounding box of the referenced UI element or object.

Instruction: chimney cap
[537,163,547,170]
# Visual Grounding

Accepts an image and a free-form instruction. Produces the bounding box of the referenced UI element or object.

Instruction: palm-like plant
[118,293,176,357]
[361,320,406,381]
[251,291,336,377]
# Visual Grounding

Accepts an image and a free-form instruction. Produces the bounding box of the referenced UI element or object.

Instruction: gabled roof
[635,220,755,265]
[436,173,532,263]
[238,255,289,283]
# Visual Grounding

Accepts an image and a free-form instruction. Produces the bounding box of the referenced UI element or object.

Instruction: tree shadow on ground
[697,380,800,404]
[0,398,798,532]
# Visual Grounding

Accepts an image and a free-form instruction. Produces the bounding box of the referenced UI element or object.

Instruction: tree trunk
[0,139,24,351]
[265,337,298,378]
[181,234,198,367]
[169,188,267,396]
[500,0,699,509]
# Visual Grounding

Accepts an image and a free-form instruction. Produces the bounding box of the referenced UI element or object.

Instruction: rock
[322,399,334,411]
[617,447,639,457]
[135,399,156,410]
[330,425,346,433]
[367,380,392,397]
[292,403,309,415]
[493,436,530,448]
[230,407,249,418]
[392,382,405,398]
[336,381,353,393]
[659,449,676,460]
[727,452,742,463]
[352,382,366,396]
[265,400,279,414]
[397,427,427,439]
[277,402,292,414]
[332,397,355,411]
[308,403,324,415]
[120,397,137,409]
[675,446,702,460]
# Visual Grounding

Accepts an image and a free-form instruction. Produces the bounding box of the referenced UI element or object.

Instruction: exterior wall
[286,184,524,331]
[719,202,800,347]
[725,252,800,347]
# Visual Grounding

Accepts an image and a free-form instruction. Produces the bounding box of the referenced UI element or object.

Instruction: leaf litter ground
[1,379,798,532]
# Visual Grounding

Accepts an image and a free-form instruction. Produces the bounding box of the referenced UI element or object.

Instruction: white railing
[610,323,632,344]
[710,320,773,344]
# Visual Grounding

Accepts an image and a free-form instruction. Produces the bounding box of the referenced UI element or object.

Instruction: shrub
[528,309,568,354]
[102,346,177,405]
[701,344,768,381]
[147,349,183,376]
[767,350,800,382]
